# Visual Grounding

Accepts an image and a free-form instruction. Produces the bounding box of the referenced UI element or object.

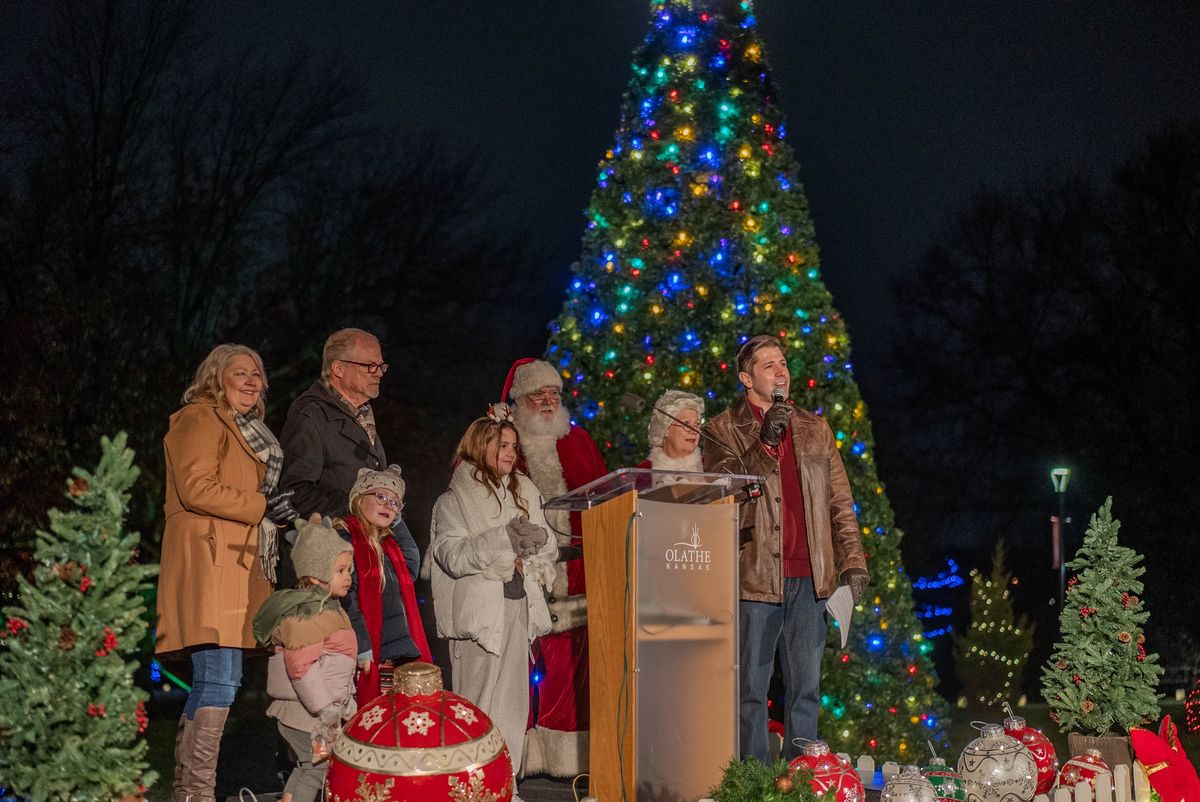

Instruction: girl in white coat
[430,404,558,797]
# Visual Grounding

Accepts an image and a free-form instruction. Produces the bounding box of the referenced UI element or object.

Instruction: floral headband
[486,402,513,423]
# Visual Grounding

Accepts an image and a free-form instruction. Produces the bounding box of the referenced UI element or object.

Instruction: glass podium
[545,468,763,802]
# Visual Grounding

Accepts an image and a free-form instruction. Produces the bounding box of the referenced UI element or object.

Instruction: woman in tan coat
[156,344,296,802]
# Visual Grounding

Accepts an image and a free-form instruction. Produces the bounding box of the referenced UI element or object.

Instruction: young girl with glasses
[333,465,432,706]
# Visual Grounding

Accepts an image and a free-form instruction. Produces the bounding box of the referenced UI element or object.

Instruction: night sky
[213,1,1200,399]
[4,1,1197,395]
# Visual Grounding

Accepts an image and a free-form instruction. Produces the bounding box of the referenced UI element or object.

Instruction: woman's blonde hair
[454,418,528,516]
[182,344,268,418]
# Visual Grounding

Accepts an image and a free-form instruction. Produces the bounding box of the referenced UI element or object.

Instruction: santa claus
[502,358,607,778]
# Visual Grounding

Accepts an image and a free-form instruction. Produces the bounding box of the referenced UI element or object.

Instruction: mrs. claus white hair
[646,390,705,448]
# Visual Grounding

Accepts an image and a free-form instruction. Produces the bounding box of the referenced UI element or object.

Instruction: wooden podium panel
[582,491,738,802]
[582,490,639,802]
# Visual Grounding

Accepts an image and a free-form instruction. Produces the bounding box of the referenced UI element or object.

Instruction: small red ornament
[1137,643,1147,662]
[1121,592,1130,608]
[1004,714,1058,796]
[80,577,93,592]
[1059,748,1112,794]
[1072,674,1083,684]
[1080,606,1096,618]
[5,617,28,636]
[88,703,107,717]
[788,739,865,802]
[135,701,149,733]
[1067,576,1078,588]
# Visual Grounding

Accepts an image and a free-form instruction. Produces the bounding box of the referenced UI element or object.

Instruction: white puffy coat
[430,462,558,656]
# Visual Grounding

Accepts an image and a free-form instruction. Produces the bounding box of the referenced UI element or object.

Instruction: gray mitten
[506,516,548,557]
[311,705,341,763]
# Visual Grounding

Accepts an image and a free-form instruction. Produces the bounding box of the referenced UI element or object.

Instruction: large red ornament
[328,662,513,802]
[788,739,865,802]
[1058,748,1112,794]
[1003,714,1058,796]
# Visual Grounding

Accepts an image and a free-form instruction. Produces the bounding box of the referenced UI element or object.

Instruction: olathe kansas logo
[664,523,712,572]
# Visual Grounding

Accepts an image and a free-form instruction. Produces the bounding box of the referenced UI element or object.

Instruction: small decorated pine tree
[956,539,1034,709]
[0,434,159,801]
[710,758,821,802]
[1041,497,1162,737]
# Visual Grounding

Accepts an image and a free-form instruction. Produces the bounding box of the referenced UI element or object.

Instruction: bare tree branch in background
[0,0,544,547]
[884,121,1200,633]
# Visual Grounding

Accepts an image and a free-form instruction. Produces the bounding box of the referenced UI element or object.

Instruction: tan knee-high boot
[175,707,230,802]
[169,715,193,802]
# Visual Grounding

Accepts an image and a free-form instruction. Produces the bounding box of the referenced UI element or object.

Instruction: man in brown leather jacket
[703,334,870,762]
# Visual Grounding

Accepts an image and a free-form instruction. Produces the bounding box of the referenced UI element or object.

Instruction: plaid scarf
[234,411,284,583]
[324,381,377,446]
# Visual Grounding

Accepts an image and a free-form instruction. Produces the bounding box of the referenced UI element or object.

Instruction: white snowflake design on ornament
[402,709,436,736]
[449,702,478,724]
[358,706,386,729]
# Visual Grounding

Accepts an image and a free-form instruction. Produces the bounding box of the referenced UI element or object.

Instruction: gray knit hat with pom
[349,464,405,506]
[290,514,352,583]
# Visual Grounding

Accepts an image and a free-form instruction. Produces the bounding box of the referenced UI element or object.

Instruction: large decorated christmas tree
[0,435,158,801]
[546,0,948,755]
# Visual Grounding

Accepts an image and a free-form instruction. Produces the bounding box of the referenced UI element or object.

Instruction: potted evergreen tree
[1041,498,1162,770]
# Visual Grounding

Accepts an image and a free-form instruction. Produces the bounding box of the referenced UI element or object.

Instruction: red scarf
[344,515,431,706]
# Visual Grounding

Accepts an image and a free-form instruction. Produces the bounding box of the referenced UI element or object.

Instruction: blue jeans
[739,576,827,762]
[184,646,243,718]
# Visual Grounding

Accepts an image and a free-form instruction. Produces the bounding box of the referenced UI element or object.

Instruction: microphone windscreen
[621,392,647,411]
[771,388,786,404]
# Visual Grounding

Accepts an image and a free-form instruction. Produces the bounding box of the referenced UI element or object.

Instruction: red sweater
[750,400,811,578]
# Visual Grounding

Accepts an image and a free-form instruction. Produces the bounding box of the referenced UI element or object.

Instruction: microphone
[624,392,764,500]
[771,387,786,405]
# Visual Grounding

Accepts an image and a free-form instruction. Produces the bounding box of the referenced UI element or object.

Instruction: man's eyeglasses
[341,360,389,375]
[526,389,561,403]
[370,492,402,511]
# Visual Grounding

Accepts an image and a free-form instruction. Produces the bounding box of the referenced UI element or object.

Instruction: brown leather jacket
[702,396,867,602]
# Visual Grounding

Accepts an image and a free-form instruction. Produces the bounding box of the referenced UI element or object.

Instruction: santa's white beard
[514,403,571,536]
[513,402,570,440]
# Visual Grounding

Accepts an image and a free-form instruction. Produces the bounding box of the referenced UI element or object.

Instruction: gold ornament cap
[394,661,442,697]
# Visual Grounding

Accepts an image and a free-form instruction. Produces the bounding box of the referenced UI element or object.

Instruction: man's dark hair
[736,334,785,376]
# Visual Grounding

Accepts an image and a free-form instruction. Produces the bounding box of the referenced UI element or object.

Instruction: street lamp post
[1051,467,1071,610]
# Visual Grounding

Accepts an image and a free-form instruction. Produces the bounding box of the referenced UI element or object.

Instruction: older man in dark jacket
[278,328,418,576]
[703,334,869,763]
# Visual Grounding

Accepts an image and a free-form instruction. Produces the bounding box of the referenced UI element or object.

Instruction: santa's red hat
[502,358,561,401]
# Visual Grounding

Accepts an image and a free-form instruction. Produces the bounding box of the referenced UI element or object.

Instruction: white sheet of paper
[826,584,854,649]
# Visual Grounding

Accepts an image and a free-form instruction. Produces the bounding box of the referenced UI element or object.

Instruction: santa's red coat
[518,425,606,765]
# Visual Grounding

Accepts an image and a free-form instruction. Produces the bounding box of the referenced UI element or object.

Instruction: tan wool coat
[155,400,271,654]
